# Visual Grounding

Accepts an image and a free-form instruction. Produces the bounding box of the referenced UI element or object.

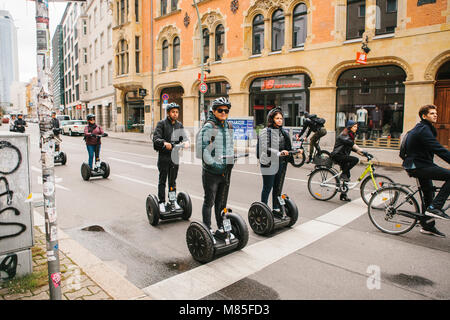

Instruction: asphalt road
[11,123,450,299]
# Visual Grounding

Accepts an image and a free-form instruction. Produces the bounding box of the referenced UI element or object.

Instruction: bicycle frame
[318,161,376,191]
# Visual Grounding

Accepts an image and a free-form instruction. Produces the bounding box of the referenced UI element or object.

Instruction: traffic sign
[199,82,208,94]
[162,93,169,101]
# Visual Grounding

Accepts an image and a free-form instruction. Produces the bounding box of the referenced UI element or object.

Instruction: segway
[53,128,67,165]
[146,140,192,226]
[248,150,300,236]
[81,133,110,181]
[186,154,249,263]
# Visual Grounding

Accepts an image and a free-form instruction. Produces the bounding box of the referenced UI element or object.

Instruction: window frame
[162,39,169,71]
[215,24,225,61]
[292,3,307,48]
[252,14,265,55]
[173,36,180,69]
[271,9,285,52]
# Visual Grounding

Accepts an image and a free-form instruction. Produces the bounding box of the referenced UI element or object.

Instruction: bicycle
[291,137,331,168]
[367,176,450,235]
[307,154,394,205]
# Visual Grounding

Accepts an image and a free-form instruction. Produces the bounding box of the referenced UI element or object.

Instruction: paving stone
[83,291,112,300]
[64,287,92,300]
[4,291,33,300]
[21,291,49,300]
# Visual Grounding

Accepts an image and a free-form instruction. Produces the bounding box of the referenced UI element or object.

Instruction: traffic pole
[34,0,61,300]
[193,0,205,125]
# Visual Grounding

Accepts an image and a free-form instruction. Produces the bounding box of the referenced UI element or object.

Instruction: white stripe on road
[108,157,158,169]
[143,198,366,300]
[31,166,71,191]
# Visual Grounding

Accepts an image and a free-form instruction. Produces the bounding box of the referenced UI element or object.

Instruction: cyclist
[152,103,189,212]
[83,114,104,169]
[197,97,234,233]
[257,107,294,211]
[402,104,450,237]
[331,120,372,202]
[296,112,326,163]
[51,112,62,152]
[13,113,27,133]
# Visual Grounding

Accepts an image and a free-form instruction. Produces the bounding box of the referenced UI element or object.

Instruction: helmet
[17,113,23,117]
[87,114,95,120]
[211,97,231,110]
[165,102,180,112]
[52,111,56,115]
[346,120,357,128]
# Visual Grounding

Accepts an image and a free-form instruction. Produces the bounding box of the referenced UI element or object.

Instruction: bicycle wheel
[360,174,394,206]
[291,147,306,168]
[308,168,339,201]
[367,186,419,235]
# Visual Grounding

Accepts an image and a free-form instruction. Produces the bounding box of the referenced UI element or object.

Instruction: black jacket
[331,129,357,157]
[153,117,188,158]
[51,118,60,129]
[403,119,450,170]
[257,126,292,167]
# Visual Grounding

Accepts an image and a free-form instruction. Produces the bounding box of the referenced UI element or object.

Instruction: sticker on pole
[51,272,61,288]
[199,82,208,94]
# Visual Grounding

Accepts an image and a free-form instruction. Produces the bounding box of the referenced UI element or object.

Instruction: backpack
[399,131,410,160]
[195,120,233,159]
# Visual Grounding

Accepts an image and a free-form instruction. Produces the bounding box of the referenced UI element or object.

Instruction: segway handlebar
[90,133,108,138]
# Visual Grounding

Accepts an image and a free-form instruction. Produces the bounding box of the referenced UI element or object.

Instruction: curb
[33,211,152,300]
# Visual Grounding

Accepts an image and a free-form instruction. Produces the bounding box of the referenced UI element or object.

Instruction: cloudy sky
[0,0,68,83]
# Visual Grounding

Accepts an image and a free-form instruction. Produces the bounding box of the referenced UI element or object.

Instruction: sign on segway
[199,82,208,94]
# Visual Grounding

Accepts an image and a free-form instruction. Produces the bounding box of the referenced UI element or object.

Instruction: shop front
[249,74,311,129]
[125,91,144,133]
[336,65,406,149]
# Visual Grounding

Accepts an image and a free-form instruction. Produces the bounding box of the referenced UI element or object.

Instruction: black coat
[403,119,450,170]
[331,129,356,157]
[153,117,188,158]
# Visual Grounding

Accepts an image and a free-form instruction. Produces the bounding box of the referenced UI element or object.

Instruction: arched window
[116,39,128,75]
[293,3,307,48]
[202,28,209,63]
[252,14,264,54]
[271,9,284,51]
[215,24,224,61]
[162,40,169,70]
[173,36,180,69]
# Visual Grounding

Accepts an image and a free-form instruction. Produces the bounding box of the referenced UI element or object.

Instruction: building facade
[51,24,65,112]
[113,0,450,149]
[0,10,19,113]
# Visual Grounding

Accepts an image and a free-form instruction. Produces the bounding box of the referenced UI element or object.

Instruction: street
[14,123,450,300]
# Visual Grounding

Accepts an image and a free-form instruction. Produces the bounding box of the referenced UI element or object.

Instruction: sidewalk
[0,212,151,301]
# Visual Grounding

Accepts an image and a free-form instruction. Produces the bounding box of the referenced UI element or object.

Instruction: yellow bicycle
[307,154,393,205]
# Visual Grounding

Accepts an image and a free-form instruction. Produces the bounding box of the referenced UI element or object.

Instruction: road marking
[108,157,158,169]
[31,166,70,191]
[143,198,366,300]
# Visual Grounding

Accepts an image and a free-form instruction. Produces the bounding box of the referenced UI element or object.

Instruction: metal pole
[34,0,61,300]
[193,0,204,125]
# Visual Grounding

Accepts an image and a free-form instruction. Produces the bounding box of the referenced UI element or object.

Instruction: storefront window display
[125,92,144,133]
[336,65,406,148]
[250,74,311,128]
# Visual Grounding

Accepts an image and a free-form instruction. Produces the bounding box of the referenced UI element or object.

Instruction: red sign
[199,82,208,94]
[198,73,207,82]
[76,105,82,110]
[261,79,302,91]
[356,52,367,65]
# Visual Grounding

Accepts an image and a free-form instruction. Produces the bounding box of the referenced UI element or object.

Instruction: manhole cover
[81,225,105,232]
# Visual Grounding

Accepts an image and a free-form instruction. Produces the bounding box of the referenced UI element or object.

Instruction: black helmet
[211,97,231,110]
[165,102,180,112]
[87,114,95,120]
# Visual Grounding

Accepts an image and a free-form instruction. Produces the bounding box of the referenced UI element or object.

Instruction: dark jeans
[331,154,359,178]
[157,156,179,203]
[261,162,287,209]
[86,144,100,169]
[409,166,450,211]
[309,127,327,157]
[202,170,228,229]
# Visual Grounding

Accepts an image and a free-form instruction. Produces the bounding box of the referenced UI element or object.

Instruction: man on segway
[153,103,189,212]
[84,114,104,169]
[197,97,235,235]
[296,112,326,163]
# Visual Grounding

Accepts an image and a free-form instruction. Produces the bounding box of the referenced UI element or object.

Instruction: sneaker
[159,202,166,212]
[425,206,450,220]
[340,194,351,202]
[420,226,446,238]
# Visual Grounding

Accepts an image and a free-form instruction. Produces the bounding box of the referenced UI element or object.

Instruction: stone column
[309,86,337,148]
[403,80,435,132]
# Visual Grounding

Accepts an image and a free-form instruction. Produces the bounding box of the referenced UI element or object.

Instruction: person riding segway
[13,114,27,133]
[146,102,192,226]
[186,97,249,263]
[81,114,109,180]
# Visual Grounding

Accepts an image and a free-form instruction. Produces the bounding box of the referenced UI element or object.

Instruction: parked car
[62,120,87,136]
[57,115,71,122]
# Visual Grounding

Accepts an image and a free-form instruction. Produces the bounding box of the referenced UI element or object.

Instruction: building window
[135,36,140,73]
[100,32,104,54]
[118,0,127,25]
[252,14,264,55]
[376,0,397,35]
[74,43,78,60]
[215,24,224,61]
[107,25,112,47]
[293,3,307,48]
[89,73,93,92]
[84,75,88,92]
[108,61,113,85]
[117,39,129,75]
[162,39,169,71]
[75,84,79,101]
[271,9,284,52]
[161,0,168,16]
[94,7,97,26]
[135,0,139,22]
[203,28,209,63]
[346,0,365,40]
[171,0,178,11]
[95,39,98,59]
[101,66,105,88]
[173,36,180,69]
[75,64,79,80]
[83,48,88,64]
[95,70,98,90]
[83,20,87,35]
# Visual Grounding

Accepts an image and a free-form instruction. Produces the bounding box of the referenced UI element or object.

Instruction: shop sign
[228,118,254,141]
[356,52,367,65]
[261,78,303,91]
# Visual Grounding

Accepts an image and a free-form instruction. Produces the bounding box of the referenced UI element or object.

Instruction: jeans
[86,144,100,169]
[309,127,327,157]
[331,154,359,178]
[157,157,179,203]
[202,170,228,229]
[261,162,287,209]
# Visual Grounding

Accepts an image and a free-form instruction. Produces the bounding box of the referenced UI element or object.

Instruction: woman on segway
[84,114,104,169]
[257,107,296,212]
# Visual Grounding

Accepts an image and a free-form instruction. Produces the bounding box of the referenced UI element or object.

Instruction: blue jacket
[403,119,450,170]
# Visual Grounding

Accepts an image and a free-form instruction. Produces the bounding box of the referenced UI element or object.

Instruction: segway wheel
[285,198,299,227]
[186,222,214,263]
[248,202,274,235]
[81,163,91,181]
[60,152,67,165]
[228,212,249,250]
[177,192,192,220]
[101,162,110,178]
[146,195,160,226]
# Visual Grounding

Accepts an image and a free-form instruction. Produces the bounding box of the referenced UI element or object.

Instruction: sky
[0,0,68,83]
